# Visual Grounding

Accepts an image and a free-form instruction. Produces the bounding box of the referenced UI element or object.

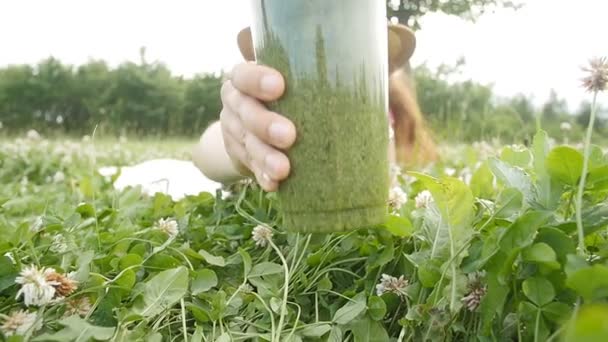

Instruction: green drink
[249,0,390,233]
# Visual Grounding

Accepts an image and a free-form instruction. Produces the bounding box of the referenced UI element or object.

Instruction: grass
[1,131,608,341]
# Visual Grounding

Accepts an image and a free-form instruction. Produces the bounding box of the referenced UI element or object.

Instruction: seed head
[581,57,608,93]
[64,296,92,317]
[0,310,41,337]
[46,271,78,298]
[461,271,487,312]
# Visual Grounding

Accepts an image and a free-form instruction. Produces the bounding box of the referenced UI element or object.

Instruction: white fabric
[98,159,223,201]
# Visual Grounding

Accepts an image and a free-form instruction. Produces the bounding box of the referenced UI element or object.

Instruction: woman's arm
[192,120,249,184]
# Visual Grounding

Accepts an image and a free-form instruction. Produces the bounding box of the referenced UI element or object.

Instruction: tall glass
[249,0,390,233]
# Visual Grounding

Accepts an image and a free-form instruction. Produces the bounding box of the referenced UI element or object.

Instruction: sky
[0,0,606,110]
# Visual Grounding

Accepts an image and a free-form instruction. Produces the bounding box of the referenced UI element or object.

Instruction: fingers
[244,132,291,183]
[236,95,296,149]
[219,62,296,192]
[221,79,296,150]
[220,106,291,192]
[230,62,285,101]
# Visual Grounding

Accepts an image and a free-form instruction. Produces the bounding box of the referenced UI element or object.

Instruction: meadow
[1,124,608,341]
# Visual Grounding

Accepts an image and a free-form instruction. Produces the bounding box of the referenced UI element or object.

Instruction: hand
[220,62,296,192]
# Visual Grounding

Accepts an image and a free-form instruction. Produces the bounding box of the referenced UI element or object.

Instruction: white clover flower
[415,190,434,209]
[15,265,59,307]
[0,310,41,337]
[389,0,401,11]
[52,171,65,183]
[155,218,179,238]
[26,129,41,140]
[388,186,408,212]
[252,225,273,248]
[376,274,408,297]
[444,167,457,177]
[560,122,572,132]
[30,216,44,233]
[50,234,68,254]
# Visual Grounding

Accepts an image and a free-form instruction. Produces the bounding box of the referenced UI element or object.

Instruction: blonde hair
[389,67,438,167]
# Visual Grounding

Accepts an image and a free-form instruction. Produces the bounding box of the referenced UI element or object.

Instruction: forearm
[192,121,249,184]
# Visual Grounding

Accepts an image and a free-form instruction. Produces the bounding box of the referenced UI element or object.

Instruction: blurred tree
[0,65,36,129]
[182,74,223,135]
[541,89,569,122]
[576,101,606,133]
[386,0,523,30]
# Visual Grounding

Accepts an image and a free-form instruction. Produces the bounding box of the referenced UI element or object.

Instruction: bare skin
[193,63,296,192]
[193,24,416,191]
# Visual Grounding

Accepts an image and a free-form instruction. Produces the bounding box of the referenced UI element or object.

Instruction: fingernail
[260,74,282,93]
[265,154,283,176]
[268,122,291,145]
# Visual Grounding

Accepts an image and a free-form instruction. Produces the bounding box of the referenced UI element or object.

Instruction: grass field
[1,131,608,341]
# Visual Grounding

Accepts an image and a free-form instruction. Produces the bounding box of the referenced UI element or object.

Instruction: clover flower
[376,274,408,297]
[560,122,572,132]
[64,297,92,317]
[26,129,41,141]
[50,234,68,254]
[0,310,41,337]
[461,271,487,312]
[46,271,78,298]
[52,171,65,183]
[155,218,179,238]
[581,56,608,93]
[15,265,59,307]
[415,190,434,209]
[388,186,408,213]
[252,225,273,248]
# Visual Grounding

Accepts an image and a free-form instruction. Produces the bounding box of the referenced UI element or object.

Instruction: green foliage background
[0,56,605,144]
[0,56,223,138]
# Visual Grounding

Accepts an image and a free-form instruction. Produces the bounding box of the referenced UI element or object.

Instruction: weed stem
[575,92,598,254]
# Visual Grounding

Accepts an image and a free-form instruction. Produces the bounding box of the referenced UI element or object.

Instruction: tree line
[0,55,223,137]
[0,55,604,143]
[414,60,606,144]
